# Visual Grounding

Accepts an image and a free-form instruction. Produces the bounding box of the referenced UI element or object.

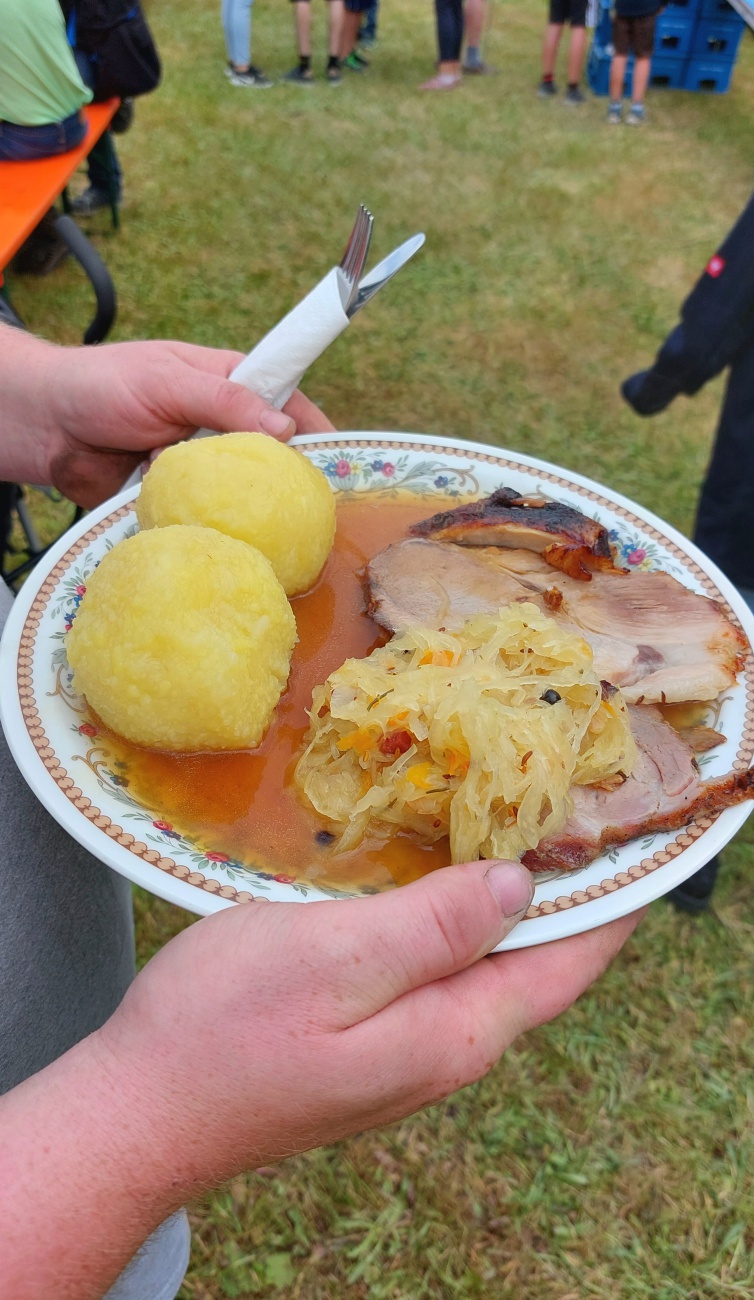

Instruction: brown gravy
[100,495,456,892]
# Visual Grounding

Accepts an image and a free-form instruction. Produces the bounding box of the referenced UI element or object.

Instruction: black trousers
[435,0,464,61]
[693,335,754,589]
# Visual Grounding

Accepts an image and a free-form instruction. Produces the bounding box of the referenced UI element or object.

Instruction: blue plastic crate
[664,0,702,15]
[683,55,736,87]
[698,0,745,19]
[649,54,688,86]
[692,15,744,55]
[593,2,614,42]
[589,45,688,96]
[654,12,695,56]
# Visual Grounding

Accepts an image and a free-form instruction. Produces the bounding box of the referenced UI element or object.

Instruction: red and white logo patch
[706,254,726,278]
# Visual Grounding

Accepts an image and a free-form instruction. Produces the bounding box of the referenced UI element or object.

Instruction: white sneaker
[626,103,646,125]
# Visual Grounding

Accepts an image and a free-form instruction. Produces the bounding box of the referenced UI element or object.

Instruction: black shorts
[549,0,588,25]
[612,11,658,55]
[345,0,371,11]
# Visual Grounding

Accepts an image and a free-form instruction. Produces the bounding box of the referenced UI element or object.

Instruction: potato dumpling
[135,433,336,596]
[67,525,297,752]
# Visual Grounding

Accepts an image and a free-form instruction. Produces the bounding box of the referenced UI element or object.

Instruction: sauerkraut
[295,603,637,863]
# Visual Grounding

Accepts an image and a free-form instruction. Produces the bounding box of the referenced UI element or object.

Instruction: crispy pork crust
[409,487,625,581]
[522,767,754,871]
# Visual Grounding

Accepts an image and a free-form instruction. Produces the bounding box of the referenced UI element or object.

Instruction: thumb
[306,860,534,1028]
[174,368,296,441]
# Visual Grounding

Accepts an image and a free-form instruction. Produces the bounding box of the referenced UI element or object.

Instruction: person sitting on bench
[0,0,91,162]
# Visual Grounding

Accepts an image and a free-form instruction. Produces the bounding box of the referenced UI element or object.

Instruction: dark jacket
[622,192,754,588]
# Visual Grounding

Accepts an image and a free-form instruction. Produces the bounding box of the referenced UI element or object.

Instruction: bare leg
[422,0,463,86]
[542,22,563,77]
[567,25,586,83]
[294,0,312,56]
[340,7,361,58]
[631,54,651,102]
[328,0,345,57]
[609,52,627,99]
[465,0,486,48]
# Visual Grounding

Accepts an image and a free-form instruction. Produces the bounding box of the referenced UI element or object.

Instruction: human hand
[98,862,643,1194]
[45,339,335,506]
[621,368,678,417]
[0,327,334,507]
[2,861,643,1299]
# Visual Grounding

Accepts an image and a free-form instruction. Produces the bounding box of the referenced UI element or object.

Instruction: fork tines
[340,204,374,291]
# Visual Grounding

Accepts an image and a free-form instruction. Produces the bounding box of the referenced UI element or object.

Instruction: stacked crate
[587,0,747,95]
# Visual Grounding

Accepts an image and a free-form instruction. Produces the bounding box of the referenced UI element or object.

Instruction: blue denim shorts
[0,111,86,162]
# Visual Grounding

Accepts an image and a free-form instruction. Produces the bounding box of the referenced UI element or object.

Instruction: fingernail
[484,862,534,918]
[259,408,294,438]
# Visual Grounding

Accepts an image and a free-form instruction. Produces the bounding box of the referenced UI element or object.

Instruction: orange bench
[0,99,120,274]
[0,99,120,344]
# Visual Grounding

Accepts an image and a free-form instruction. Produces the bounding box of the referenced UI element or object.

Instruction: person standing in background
[283,0,345,83]
[421,0,495,91]
[463,0,498,74]
[538,0,588,103]
[622,192,754,912]
[221,0,273,87]
[358,0,379,47]
[606,0,662,124]
[61,0,161,215]
[340,0,372,72]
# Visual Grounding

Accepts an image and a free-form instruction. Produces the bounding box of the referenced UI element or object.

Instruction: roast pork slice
[366,538,540,632]
[522,705,754,872]
[366,540,747,705]
[484,549,748,705]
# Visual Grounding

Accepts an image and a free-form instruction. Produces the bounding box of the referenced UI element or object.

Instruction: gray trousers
[0,582,190,1298]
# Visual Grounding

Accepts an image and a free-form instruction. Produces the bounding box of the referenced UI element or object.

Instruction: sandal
[419,73,461,91]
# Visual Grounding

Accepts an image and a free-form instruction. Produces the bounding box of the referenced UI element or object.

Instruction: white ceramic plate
[2,432,753,950]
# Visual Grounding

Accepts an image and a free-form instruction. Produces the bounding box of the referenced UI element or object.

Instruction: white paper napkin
[229,266,351,410]
[119,267,351,490]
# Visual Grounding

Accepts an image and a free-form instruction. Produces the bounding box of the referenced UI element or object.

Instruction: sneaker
[327,61,342,84]
[607,100,623,124]
[462,60,499,74]
[419,72,462,90]
[626,103,646,125]
[344,50,369,70]
[538,78,557,96]
[68,186,115,215]
[359,34,376,49]
[282,64,315,84]
[225,64,273,88]
[564,85,586,104]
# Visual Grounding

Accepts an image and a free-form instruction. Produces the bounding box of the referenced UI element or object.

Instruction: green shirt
[0,0,92,126]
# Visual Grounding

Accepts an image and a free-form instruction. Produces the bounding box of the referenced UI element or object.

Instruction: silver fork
[339,204,374,312]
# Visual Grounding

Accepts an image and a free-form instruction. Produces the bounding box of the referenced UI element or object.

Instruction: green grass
[8,0,754,1293]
